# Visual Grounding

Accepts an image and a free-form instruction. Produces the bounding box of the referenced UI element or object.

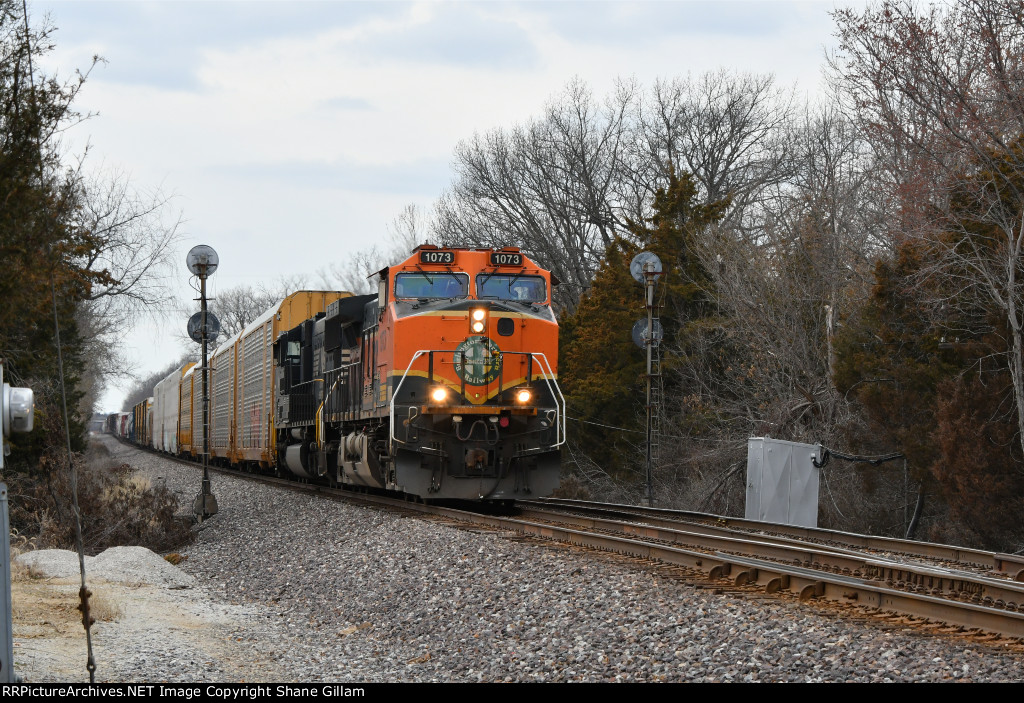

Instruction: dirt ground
[10,557,107,681]
[8,552,287,683]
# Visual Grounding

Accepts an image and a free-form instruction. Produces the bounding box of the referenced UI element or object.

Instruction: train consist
[113,245,565,502]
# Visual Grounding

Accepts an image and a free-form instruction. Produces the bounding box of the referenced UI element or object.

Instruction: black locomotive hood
[326,293,377,325]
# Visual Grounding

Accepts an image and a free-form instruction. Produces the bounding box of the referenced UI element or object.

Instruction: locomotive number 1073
[490,252,523,266]
[419,250,455,264]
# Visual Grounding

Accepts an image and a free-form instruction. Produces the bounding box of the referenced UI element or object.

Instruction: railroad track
[527,497,1024,579]
[515,498,1024,639]
[146,445,1024,641]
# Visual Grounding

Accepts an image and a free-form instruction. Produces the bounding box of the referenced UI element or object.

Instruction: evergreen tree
[0,5,111,464]
[834,187,1024,549]
[833,241,963,478]
[560,171,726,481]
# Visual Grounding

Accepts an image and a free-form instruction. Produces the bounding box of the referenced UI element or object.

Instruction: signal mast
[630,251,663,508]
[187,245,221,522]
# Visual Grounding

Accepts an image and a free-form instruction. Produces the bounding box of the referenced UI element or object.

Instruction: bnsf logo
[419,251,454,264]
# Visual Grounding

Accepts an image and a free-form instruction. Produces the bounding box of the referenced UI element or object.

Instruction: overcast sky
[32,0,850,411]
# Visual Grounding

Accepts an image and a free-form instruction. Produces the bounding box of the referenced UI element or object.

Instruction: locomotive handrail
[305,377,325,448]
[316,361,362,444]
[388,349,566,448]
[390,350,430,447]
[526,352,567,448]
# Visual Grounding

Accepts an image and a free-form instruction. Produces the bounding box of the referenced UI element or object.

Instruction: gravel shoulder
[11,435,1024,683]
[12,557,288,683]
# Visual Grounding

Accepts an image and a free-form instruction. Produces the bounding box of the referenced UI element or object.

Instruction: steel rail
[512,506,1024,608]
[526,497,1024,580]
[443,512,1024,639]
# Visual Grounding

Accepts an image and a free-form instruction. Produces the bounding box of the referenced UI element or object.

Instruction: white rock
[15,546,193,589]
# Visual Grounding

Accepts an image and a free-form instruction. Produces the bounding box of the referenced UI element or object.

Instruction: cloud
[343,3,540,70]
[519,0,797,45]
[316,96,376,112]
[38,0,408,91]
[205,155,451,197]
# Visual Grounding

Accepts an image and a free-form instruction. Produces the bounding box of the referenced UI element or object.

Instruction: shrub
[6,442,194,555]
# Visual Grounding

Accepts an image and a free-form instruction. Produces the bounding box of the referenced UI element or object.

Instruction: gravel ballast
[13,436,1024,682]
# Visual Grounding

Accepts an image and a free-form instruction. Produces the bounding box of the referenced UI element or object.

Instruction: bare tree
[432,73,797,311]
[433,78,639,311]
[388,202,431,251]
[70,172,183,410]
[633,70,798,235]
[208,274,310,339]
[76,172,181,308]
[208,285,280,338]
[829,0,1024,455]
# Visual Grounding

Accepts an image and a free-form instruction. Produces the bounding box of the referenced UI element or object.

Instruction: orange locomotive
[274,245,565,501]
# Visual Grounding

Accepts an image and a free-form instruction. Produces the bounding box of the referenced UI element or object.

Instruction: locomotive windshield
[394,272,469,300]
[477,274,547,302]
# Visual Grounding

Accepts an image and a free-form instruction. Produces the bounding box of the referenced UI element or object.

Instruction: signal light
[431,386,449,403]
[515,388,532,404]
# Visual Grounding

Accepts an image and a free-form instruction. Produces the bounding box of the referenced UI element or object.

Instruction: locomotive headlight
[431,386,449,403]
[515,388,532,404]
[470,308,487,334]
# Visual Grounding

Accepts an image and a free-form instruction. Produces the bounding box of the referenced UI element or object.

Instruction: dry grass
[10,554,31,582]
[10,546,48,582]
[11,555,86,643]
[104,474,152,499]
[88,591,122,623]
[26,564,48,580]
[7,439,195,555]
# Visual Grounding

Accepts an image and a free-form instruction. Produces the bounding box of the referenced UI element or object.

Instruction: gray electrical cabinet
[745,437,821,527]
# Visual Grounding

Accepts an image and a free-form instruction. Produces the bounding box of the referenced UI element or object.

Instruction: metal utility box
[745,437,821,527]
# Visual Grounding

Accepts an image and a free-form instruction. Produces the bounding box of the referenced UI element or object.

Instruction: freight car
[115,412,130,439]
[177,290,349,465]
[131,245,564,502]
[130,397,153,447]
[153,363,194,453]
